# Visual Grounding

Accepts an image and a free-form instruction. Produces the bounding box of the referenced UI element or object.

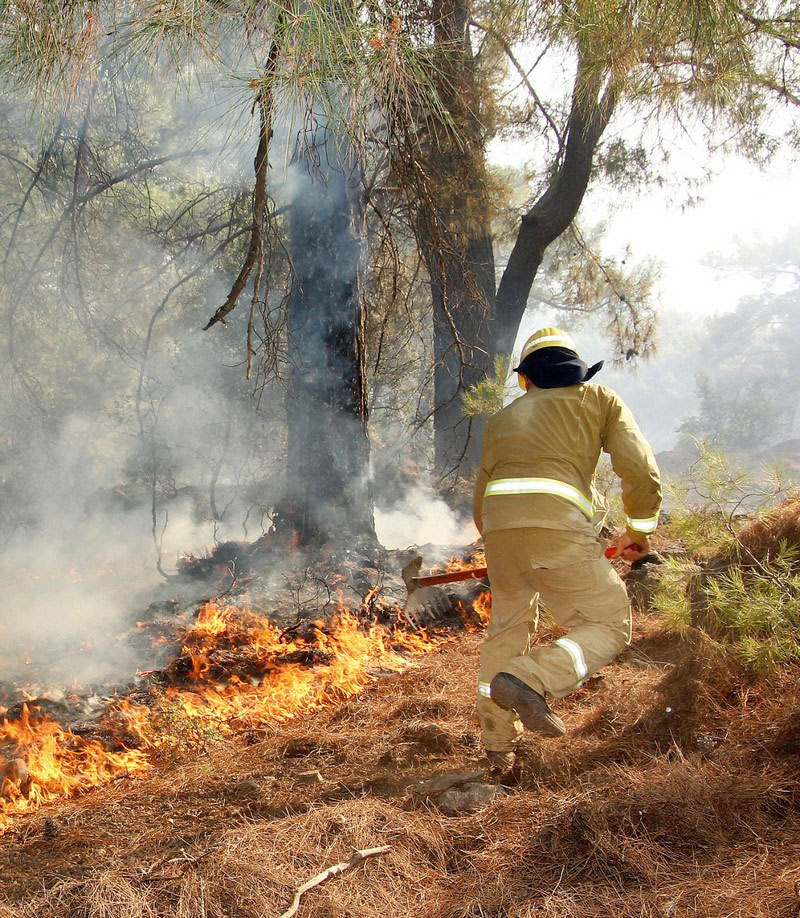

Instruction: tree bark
[411,0,496,478]
[279,120,375,544]
[426,228,495,476]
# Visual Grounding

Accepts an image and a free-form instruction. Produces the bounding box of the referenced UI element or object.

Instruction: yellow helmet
[515,327,578,389]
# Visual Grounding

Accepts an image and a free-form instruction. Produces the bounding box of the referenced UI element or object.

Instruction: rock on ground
[436,781,505,815]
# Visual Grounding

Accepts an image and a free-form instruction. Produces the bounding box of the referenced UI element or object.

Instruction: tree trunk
[415,0,496,478]
[494,63,618,356]
[426,228,495,476]
[279,122,375,545]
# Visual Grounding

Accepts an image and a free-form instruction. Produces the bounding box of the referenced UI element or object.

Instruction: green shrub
[655,446,800,673]
[654,542,800,673]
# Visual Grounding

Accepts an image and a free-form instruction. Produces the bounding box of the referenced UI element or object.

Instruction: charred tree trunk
[407,0,496,478]
[279,121,375,545]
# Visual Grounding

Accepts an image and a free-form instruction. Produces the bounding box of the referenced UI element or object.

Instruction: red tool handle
[605,543,643,559]
[413,566,488,588]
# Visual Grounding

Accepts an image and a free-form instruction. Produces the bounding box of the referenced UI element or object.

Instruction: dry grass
[735,496,800,563]
[1,616,799,917]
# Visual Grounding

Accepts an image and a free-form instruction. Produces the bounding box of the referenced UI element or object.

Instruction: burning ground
[0,541,489,836]
[1,526,800,915]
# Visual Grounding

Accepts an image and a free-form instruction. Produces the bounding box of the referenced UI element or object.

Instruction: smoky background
[0,54,469,691]
[2,29,798,693]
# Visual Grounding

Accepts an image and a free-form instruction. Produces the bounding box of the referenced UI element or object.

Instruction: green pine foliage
[655,447,800,673]
[461,355,512,418]
[653,544,800,673]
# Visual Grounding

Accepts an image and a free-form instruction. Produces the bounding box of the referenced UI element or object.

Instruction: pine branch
[203,18,283,331]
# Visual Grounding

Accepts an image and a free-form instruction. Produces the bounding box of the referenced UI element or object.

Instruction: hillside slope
[655,437,800,480]
[1,603,799,917]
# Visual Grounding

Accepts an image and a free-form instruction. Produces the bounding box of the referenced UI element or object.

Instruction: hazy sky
[486,44,799,323]
[491,137,797,323]
[489,137,800,451]
[602,152,799,318]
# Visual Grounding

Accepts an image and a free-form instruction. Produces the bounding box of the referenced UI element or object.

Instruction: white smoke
[0,402,277,691]
[374,484,476,549]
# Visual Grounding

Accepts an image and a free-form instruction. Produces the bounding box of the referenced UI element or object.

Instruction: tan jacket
[473,383,661,541]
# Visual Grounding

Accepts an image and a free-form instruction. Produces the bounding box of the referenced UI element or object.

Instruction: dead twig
[277,845,392,918]
[142,843,222,882]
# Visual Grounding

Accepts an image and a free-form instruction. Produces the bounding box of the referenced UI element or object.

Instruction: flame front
[0,703,150,833]
[443,549,486,573]
[164,603,438,735]
[0,599,445,834]
[473,590,491,626]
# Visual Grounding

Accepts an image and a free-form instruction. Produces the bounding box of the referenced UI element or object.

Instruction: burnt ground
[0,609,799,917]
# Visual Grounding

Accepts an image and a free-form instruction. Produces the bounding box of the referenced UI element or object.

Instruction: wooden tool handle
[413,567,488,588]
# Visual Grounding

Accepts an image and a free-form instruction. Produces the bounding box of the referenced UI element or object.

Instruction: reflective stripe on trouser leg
[478,681,492,699]
[494,528,632,701]
[554,637,588,688]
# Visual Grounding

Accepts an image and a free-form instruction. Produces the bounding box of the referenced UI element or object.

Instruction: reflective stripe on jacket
[472,383,661,540]
[484,477,594,520]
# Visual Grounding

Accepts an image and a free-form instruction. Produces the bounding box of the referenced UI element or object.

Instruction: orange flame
[0,598,448,834]
[443,548,486,572]
[163,603,439,734]
[473,590,491,626]
[0,703,150,834]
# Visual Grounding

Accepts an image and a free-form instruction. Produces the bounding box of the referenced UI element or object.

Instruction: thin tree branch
[203,20,283,331]
[469,19,564,149]
[279,846,392,918]
[3,116,65,278]
[78,148,212,205]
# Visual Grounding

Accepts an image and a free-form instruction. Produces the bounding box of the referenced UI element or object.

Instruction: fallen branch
[142,843,222,882]
[278,845,392,918]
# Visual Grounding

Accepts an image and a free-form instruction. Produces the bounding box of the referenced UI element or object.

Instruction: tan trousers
[477,527,631,752]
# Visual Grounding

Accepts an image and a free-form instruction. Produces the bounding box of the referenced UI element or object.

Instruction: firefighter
[473,327,661,770]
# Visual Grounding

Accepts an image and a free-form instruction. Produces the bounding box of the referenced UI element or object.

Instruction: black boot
[489,672,566,737]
